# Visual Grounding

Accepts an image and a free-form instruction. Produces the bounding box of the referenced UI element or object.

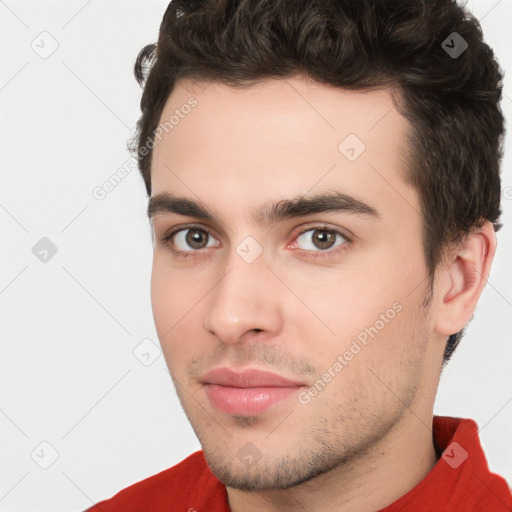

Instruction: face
[150,76,437,491]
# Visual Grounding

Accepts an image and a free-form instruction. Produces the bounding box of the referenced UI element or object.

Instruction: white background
[0,1,511,511]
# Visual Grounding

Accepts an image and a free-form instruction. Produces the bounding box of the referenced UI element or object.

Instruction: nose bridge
[203,239,281,343]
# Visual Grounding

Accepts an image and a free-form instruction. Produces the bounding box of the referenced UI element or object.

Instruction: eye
[160,223,351,260]
[292,226,349,254]
[162,226,220,257]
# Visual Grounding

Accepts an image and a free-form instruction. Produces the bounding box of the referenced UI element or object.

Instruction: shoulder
[472,470,512,511]
[86,450,228,511]
[434,416,512,511]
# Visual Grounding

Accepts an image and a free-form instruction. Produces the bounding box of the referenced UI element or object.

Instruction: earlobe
[433,222,497,337]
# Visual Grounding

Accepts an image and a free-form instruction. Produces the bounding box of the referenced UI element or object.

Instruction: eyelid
[159,224,220,254]
[290,222,353,244]
[161,222,220,243]
[285,223,351,257]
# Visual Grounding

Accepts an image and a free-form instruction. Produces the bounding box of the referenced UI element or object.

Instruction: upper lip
[202,367,305,388]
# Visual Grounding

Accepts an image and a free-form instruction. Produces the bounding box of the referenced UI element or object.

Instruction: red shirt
[87,416,512,511]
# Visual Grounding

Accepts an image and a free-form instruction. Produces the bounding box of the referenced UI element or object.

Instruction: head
[130,0,503,492]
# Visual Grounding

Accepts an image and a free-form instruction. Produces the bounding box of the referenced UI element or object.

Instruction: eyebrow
[147,191,380,224]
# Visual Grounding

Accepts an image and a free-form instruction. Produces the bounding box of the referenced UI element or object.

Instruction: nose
[202,248,283,345]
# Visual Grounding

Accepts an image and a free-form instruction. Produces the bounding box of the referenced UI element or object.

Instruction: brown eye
[185,229,209,249]
[296,228,346,251]
[169,228,219,253]
[311,230,337,250]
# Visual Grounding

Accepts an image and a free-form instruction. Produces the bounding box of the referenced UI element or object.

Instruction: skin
[149,76,496,512]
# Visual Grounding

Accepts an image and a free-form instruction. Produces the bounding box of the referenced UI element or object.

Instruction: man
[88,0,512,510]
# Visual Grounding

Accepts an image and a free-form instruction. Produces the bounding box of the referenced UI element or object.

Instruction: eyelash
[160,224,352,260]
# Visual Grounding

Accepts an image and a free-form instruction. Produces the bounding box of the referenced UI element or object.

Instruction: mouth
[201,367,306,416]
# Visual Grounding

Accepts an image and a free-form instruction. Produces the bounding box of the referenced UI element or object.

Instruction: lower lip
[204,384,301,416]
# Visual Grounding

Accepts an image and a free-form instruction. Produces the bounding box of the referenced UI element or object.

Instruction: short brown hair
[129,0,505,364]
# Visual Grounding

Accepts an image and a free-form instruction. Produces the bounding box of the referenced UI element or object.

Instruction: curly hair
[129,0,505,365]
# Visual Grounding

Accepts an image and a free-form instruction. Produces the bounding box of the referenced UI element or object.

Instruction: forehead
[150,76,418,226]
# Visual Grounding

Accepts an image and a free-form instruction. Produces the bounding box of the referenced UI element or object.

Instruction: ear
[433,221,497,337]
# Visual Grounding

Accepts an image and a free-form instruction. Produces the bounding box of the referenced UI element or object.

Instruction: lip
[202,367,305,416]
[202,367,305,387]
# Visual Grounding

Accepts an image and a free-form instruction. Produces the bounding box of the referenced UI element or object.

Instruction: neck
[227,411,439,512]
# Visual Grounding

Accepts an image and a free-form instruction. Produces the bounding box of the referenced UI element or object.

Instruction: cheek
[150,254,208,327]
[306,300,426,418]
[150,259,202,368]
[150,261,177,333]
[283,252,423,370]
[281,259,403,334]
